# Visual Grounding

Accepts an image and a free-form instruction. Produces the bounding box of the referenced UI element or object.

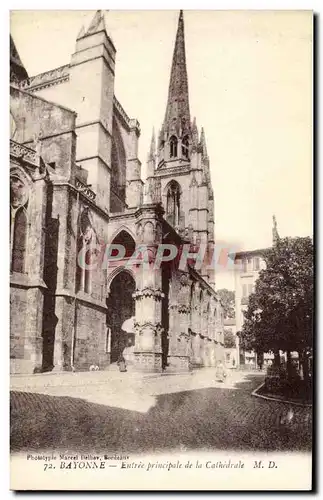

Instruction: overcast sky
[10,10,312,288]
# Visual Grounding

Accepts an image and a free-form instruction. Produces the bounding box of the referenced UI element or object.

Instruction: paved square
[10,370,312,454]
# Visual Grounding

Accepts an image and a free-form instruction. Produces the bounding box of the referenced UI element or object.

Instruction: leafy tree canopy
[218,288,235,319]
[239,237,313,356]
[224,329,236,349]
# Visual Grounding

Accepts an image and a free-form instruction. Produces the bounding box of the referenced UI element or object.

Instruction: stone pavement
[10,369,312,454]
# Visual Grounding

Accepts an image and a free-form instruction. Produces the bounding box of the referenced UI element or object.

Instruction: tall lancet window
[10,174,29,274]
[166,181,181,227]
[169,136,178,158]
[182,135,189,159]
[11,207,27,273]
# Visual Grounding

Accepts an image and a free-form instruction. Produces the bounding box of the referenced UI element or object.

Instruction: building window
[242,259,247,272]
[248,283,254,296]
[169,136,178,158]
[11,207,27,273]
[182,135,189,159]
[166,181,181,227]
[242,284,247,297]
[254,257,260,271]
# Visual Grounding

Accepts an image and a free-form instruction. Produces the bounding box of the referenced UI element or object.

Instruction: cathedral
[10,10,225,374]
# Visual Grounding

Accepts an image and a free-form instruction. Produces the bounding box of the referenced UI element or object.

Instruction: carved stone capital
[133,287,164,300]
[178,304,191,314]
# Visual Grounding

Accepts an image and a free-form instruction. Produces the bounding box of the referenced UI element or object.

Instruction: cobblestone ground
[10,370,312,454]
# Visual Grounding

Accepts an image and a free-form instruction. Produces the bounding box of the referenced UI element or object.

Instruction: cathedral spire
[148,128,156,162]
[192,117,199,147]
[163,10,191,137]
[272,214,280,245]
[200,127,208,158]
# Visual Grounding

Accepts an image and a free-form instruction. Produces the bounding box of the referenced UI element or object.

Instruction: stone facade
[10,10,225,374]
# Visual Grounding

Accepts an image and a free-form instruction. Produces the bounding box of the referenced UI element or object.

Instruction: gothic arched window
[169,136,178,158]
[166,181,181,227]
[11,207,27,273]
[182,135,189,159]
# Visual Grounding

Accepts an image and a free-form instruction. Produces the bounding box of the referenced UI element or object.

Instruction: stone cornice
[54,288,108,311]
[155,164,190,178]
[113,96,131,130]
[10,140,39,168]
[10,273,48,290]
[108,208,137,222]
[75,119,112,140]
[134,203,165,220]
[51,181,109,221]
[75,178,96,202]
[17,64,70,93]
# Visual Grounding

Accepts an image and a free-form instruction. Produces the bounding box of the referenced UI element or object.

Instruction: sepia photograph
[9,9,313,491]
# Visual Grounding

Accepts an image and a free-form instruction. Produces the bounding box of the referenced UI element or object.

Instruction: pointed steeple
[147,128,156,180]
[148,128,156,162]
[192,117,199,148]
[86,10,106,36]
[77,25,85,40]
[163,10,191,137]
[272,214,280,245]
[200,127,208,158]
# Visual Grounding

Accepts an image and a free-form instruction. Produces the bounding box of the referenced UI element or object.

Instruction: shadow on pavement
[11,375,312,455]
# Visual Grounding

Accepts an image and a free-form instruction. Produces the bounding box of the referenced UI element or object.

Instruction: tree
[224,329,236,349]
[218,289,235,319]
[239,236,313,382]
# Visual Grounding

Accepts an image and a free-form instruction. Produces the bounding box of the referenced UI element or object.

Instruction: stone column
[167,272,191,372]
[53,295,75,371]
[51,185,78,371]
[24,175,48,373]
[190,282,203,367]
[133,268,163,372]
[132,211,164,372]
[24,288,44,373]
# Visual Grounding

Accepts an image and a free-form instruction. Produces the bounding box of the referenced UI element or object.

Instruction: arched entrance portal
[107,270,136,364]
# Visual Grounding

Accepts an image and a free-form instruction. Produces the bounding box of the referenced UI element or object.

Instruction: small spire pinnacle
[192,117,199,147]
[200,127,208,157]
[148,128,156,161]
[147,128,156,178]
[86,10,106,35]
[163,10,190,137]
[272,214,280,245]
[77,25,85,40]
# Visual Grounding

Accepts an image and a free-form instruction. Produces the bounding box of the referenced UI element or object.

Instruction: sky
[10,10,313,289]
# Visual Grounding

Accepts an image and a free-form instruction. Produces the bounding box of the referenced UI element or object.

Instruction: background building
[233,218,283,368]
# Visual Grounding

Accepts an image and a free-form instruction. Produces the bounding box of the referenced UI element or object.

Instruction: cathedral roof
[162,10,191,138]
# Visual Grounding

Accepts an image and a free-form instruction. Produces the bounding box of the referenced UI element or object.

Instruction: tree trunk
[300,349,310,385]
[274,350,280,367]
[257,352,264,370]
[286,350,292,380]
